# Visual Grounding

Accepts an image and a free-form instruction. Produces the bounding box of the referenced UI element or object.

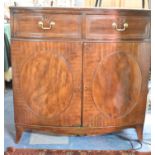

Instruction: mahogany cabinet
[10,7,151,143]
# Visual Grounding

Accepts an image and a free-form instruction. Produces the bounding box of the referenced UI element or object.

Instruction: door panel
[83,42,150,127]
[12,41,82,127]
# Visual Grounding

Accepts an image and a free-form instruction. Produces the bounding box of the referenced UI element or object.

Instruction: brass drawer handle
[38,21,55,30]
[112,22,128,32]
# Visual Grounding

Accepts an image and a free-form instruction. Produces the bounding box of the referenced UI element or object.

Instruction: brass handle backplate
[38,21,55,30]
[112,22,128,32]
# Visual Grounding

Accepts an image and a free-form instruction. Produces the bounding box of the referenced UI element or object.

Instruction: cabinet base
[15,124,143,143]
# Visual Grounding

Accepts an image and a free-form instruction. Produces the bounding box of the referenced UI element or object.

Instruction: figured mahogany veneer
[13,13,82,39]
[10,7,151,143]
[86,15,150,39]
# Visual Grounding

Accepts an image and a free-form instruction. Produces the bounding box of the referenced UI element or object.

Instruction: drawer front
[13,13,82,39]
[85,15,150,40]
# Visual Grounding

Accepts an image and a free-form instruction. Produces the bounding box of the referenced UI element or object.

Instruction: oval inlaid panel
[20,51,73,118]
[92,52,142,119]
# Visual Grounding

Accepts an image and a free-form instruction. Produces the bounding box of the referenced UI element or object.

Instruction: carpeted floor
[4,148,151,155]
[4,89,151,151]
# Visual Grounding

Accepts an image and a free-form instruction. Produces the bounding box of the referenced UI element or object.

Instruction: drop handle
[38,21,55,30]
[112,22,128,32]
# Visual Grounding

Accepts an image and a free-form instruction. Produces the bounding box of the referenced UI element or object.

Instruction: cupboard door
[83,42,150,127]
[12,41,82,127]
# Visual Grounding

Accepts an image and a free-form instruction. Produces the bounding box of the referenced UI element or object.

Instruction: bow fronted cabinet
[10,7,151,143]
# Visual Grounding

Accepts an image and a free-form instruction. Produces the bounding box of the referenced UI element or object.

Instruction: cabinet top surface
[10,7,150,15]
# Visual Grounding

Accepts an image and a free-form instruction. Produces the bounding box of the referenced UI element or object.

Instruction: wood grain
[13,13,82,39]
[85,15,150,40]
[20,51,73,118]
[92,51,142,119]
[83,42,150,127]
[10,7,151,143]
[10,7,151,40]
[11,41,82,127]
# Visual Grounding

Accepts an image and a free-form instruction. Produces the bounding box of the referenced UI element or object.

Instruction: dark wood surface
[10,7,151,40]
[10,7,151,143]
[83,42,150,127]
[5,147,151,155]
[85,15,150,40]
[11,41,82,127]
[13,13,82,38]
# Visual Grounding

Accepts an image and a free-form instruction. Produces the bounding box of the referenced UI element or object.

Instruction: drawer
[13,13,82,39]
[85,15,150,40]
